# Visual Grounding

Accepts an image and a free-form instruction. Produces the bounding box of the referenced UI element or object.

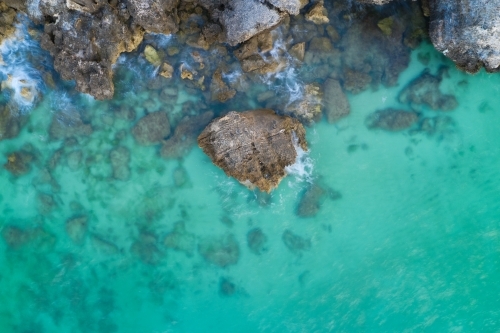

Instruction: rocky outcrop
[197,109,307,192]
[37,2,145,100]
[429,0,500,73]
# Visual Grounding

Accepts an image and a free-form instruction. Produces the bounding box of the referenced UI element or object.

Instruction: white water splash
[285,132,314,184]
[0,14,45,109]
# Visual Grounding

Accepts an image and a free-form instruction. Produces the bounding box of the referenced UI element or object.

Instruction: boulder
[323,79,350,123]
[198,109,307,192]
[429,0,500,73]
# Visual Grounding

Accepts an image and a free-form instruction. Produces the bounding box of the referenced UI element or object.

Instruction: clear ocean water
[1,8,500,333]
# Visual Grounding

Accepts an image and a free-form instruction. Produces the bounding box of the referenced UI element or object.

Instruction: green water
[2,10,500,333]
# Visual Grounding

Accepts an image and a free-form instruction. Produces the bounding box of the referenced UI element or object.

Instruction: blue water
[1,8,500,333]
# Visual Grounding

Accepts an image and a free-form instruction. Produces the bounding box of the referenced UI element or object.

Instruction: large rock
[198,109,307,192]
[429,0,500,73]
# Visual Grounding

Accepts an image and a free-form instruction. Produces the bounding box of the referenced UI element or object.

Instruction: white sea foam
[0,14,45,110]
[285,132,314,184]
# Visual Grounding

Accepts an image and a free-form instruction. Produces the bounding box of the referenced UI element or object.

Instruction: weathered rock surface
[323,79,350,123]
[366,109,419,131]
[429,0,500,73]
[198,109,307,192]
[38,2,145,100]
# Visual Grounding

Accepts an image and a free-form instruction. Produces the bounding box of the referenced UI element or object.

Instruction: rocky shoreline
[0,0,498,190]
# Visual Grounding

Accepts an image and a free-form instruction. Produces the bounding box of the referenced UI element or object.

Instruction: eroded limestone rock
[198,109,307,192]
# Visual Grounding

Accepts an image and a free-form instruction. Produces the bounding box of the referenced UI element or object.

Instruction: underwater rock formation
[366,109,419,131]
[198,109,307,192]
[65,216,88,245]
[132,111,170,146]
[247,228,268,255]
[164,221,196,257]
[3,148,35,176]
[322,79,350,123]
[429,0,500,73]
[296,182,341,217]
[282,229,310,255]
[198,233,240,267]
[399,70,458,111]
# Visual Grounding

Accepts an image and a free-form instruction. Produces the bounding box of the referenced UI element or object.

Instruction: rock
[366,109,419,131]
[267,0,309,15]
[217,0,285,46]
[110,146,130,181]
[131,232,162,265]
[289,42,305,62]
[247,228,268,255]
[429,0,500,73]
[0,106,25,141]
[219,277,236,296]
[161,111,214,159]
[91,234,121,255]
[1,225,56,251]
[210,68,236,102]
[144,45,162,67]
[284,83,323,125]
[127,0,179,35]
[198,109,307,192]
[65,216,88,244]
[132,112,171,146]
[3,150,35,176]
[282,230,310,255]
[296,183,341,217]
[66,150,83,171]
[160,62,174,79]
[305,2,329,25]
[198,234,240,267]
[164,221,196,257]
[49,110,93,140]
[377,16,394,36]
[343,69,372,94]
[0,2,18,44]
[38,4,145,100]
[323,79,350,123]
[398,70,458,111]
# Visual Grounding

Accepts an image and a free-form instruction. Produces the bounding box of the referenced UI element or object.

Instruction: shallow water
[1,7,500,333]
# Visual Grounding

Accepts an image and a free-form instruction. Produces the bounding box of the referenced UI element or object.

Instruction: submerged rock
[131,232,162,265]
[1,225,56,251]
[399,70,458,111]
[3,150,35,176]
[366,109,419,131]
[65,216,88,245]
[322,79,350,123]
[247,228,268,255]
[110,146,130,181]
[164,221,196,257]
[132,112,170,146]
[49,110,93,140]
[219,277,236,296]
[198,109,307,192]
[198,234,240,267]
[297,182,342,217]
[284,83,323,125]
[282,230,310,255]
[0,106,25,141]
[161,111,214,159]
[305,2,329,25]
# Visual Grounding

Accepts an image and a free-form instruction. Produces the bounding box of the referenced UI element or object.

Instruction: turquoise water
[2,9,500,333]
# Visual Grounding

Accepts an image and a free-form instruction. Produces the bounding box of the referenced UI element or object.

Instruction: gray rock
[197,109,308,192]
[323,79,350,123]
[429,0,500,73]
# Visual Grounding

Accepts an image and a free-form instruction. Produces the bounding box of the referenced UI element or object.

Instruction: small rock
[3,150,34,176]
[219,277,236,296]
[377,17,394,36]
[285,83,323,124]
[160,62,174,79]
[305,2,329,25]
[144,45,162,67]
[289,42,305,62]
